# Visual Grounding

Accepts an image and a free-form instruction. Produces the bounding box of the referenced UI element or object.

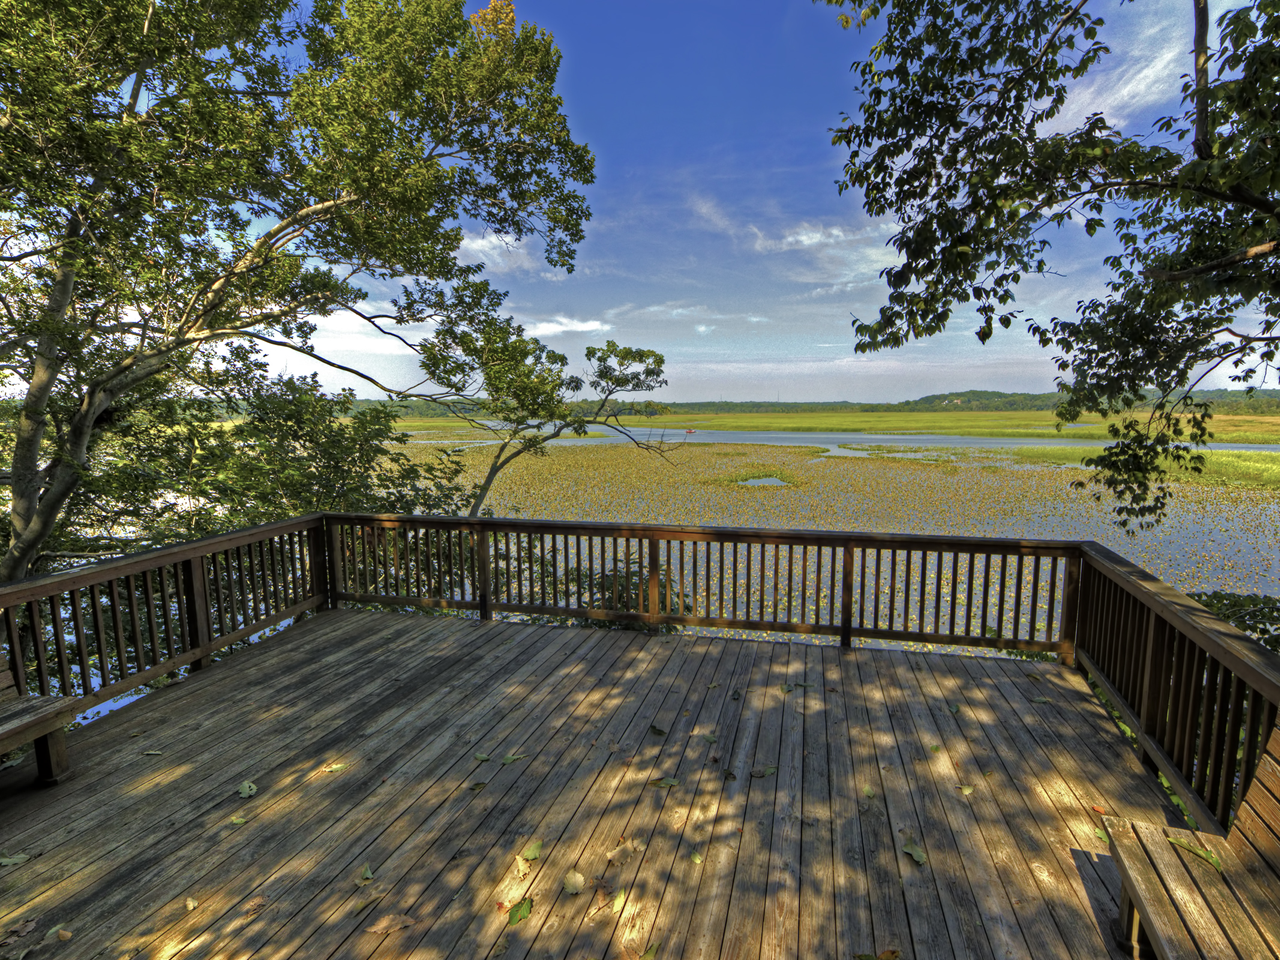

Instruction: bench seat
[1105,723,1280,959]
[0,694,77,785]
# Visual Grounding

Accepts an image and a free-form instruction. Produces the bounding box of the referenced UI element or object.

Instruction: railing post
[648,536,660,626]
[476,525,492,620]
[317,516,341,610]
[840,543,854,648]
[1058,552,1082,667]
[181,556,213,671]
[307,519,332,609]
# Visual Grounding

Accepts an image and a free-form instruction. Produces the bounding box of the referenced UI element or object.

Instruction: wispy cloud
[523,317,612,337]
[457,232,537,274]
[695,324,716,335]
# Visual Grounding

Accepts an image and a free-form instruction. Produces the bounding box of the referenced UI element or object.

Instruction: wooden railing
[326,515,1081,656]
[0,516,326,707]
[3,511,1279,833]
[1075,542,1280,833]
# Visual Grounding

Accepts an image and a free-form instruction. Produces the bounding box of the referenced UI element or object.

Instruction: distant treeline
[347,389,1280,417]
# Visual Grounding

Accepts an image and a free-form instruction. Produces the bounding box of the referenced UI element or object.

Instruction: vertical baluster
[551,534,560,608]
[1238,689,1268,813]
[1178,645,1208,783]
[69,588,92,695]
[4,607,25,696]
[123,575,144,671]
[88,583,110,685]
[932,551,942,634]
[898,548,909,632]
[142,570,161,667]
[994,554,1007,640]
[27,599,50,695]
[49,596,71,696]
[1213,675,1247,823]
[108,578,129,677]
[210,553,227,636]
[158,568,178,660]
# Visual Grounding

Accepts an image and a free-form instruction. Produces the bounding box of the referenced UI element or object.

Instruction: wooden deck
[0,611,1181,960]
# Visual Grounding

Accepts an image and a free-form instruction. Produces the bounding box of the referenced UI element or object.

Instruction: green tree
[402,277,667,515]
[0,0,593,580]
[819,0,1280,526]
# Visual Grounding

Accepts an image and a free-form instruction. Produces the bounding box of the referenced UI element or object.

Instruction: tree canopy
[820,0,1280,526]
[0,0,600,579]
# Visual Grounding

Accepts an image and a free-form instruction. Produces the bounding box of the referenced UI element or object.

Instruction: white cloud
[523,317,612,337]
[695,324,716,335]
[746,315,770,323]
[457,232,537,274]
[689,195,736,234]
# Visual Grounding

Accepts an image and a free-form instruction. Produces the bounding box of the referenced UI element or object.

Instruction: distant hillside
[350,389,1280,417]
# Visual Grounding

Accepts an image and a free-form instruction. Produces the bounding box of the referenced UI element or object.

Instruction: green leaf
[612,889,625,912]
[957,785,974,796]
[1031,697,1051,704]
[751,765,778,778]
[690,850,703,864]
[649,725,666,737]
[902,834,928,865]
[0,852,30,866]
[231,816,247,825]
[1169,837,1222,872]
[707,682,720,689]
[930,745,941,754]
[701,734,717,744]
[649,776,680,788]
[507,896,533,926]
[780,683,794,694]
[522,839,543,861]
[796,682,814,688]
[862,785,875,799]
[470,781,488,791]
[474,753,490,762]
[356,863,375,886]
[1095,827,1110,843]
[731,690,741,701]
[948,704,960,715]
[502,754,528,765]
[238,781,257,799]
[639,942,660,960]
[322,762,348,773]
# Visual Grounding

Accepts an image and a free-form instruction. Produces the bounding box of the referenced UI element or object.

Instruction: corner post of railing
[476,523,492,620]
[306,517,332,610]
[320,515,343,610]
[840,542,855,648]
[647,535,660,626]
[181,555,213,671]
[1058,549,1083,667]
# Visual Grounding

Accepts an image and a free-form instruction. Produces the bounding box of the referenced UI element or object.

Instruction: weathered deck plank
[0,612,1186,960]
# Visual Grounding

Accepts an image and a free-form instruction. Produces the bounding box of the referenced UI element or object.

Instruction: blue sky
[296,0,1201,403]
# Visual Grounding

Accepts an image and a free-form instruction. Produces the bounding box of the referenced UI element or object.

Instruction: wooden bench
[0,649,76,785]
[1105,722,1280,958]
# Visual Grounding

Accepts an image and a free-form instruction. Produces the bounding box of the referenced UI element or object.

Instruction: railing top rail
[1081,541,1280,706]
[333,513,1086,556]
[0,514,326,609]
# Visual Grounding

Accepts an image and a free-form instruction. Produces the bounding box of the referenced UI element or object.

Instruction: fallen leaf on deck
[1095,827,1109,843]
[52,928,72,942]
[780,683,794,694]
[984,771,994,778]
[649,777,680,788]
[930,745,941,754]
[1028,674,1043,682]
[522,840,543,861]
[507,897,532,926]
[862,785,875,799]
[1169,837,1222,872]
[731,690,741,701]
[701,734,717,744]
[607,841,637,867]
[231,816,247,825]
[707,682,720,689]
[470,782,487,791]
[322,763,349,773]
[129,732,142,737]
[2,919,37,943]
[826,686,837,692]
[724,771,736,781]
[142,750,163,756]
[750,766,778,778]
[474,753,490,762]
[901,834,928,865]
[796,682,813,688]
[238,781,257,799]
[1092,805,1106,815]
[957,785,974,796]
[185,897,199,911]
[949,704,960,715]
[612,889,626,913]
[690,851,703,864]
[355,863,375,887]
[365,913,416,934]
[1030,697,1050,704]
[501,754,528,765]
[649,725,666,737]
[0,853,30,867]
[854,951,902,960]
[512,856,531,881]
[563,870,585,895]
[243,895,269,917]
[493,934,510,955]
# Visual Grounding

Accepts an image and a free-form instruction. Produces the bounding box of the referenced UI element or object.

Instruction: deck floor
[0,611,1179,960]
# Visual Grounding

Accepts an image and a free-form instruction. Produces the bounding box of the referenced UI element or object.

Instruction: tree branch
[1144,239,1279,281]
